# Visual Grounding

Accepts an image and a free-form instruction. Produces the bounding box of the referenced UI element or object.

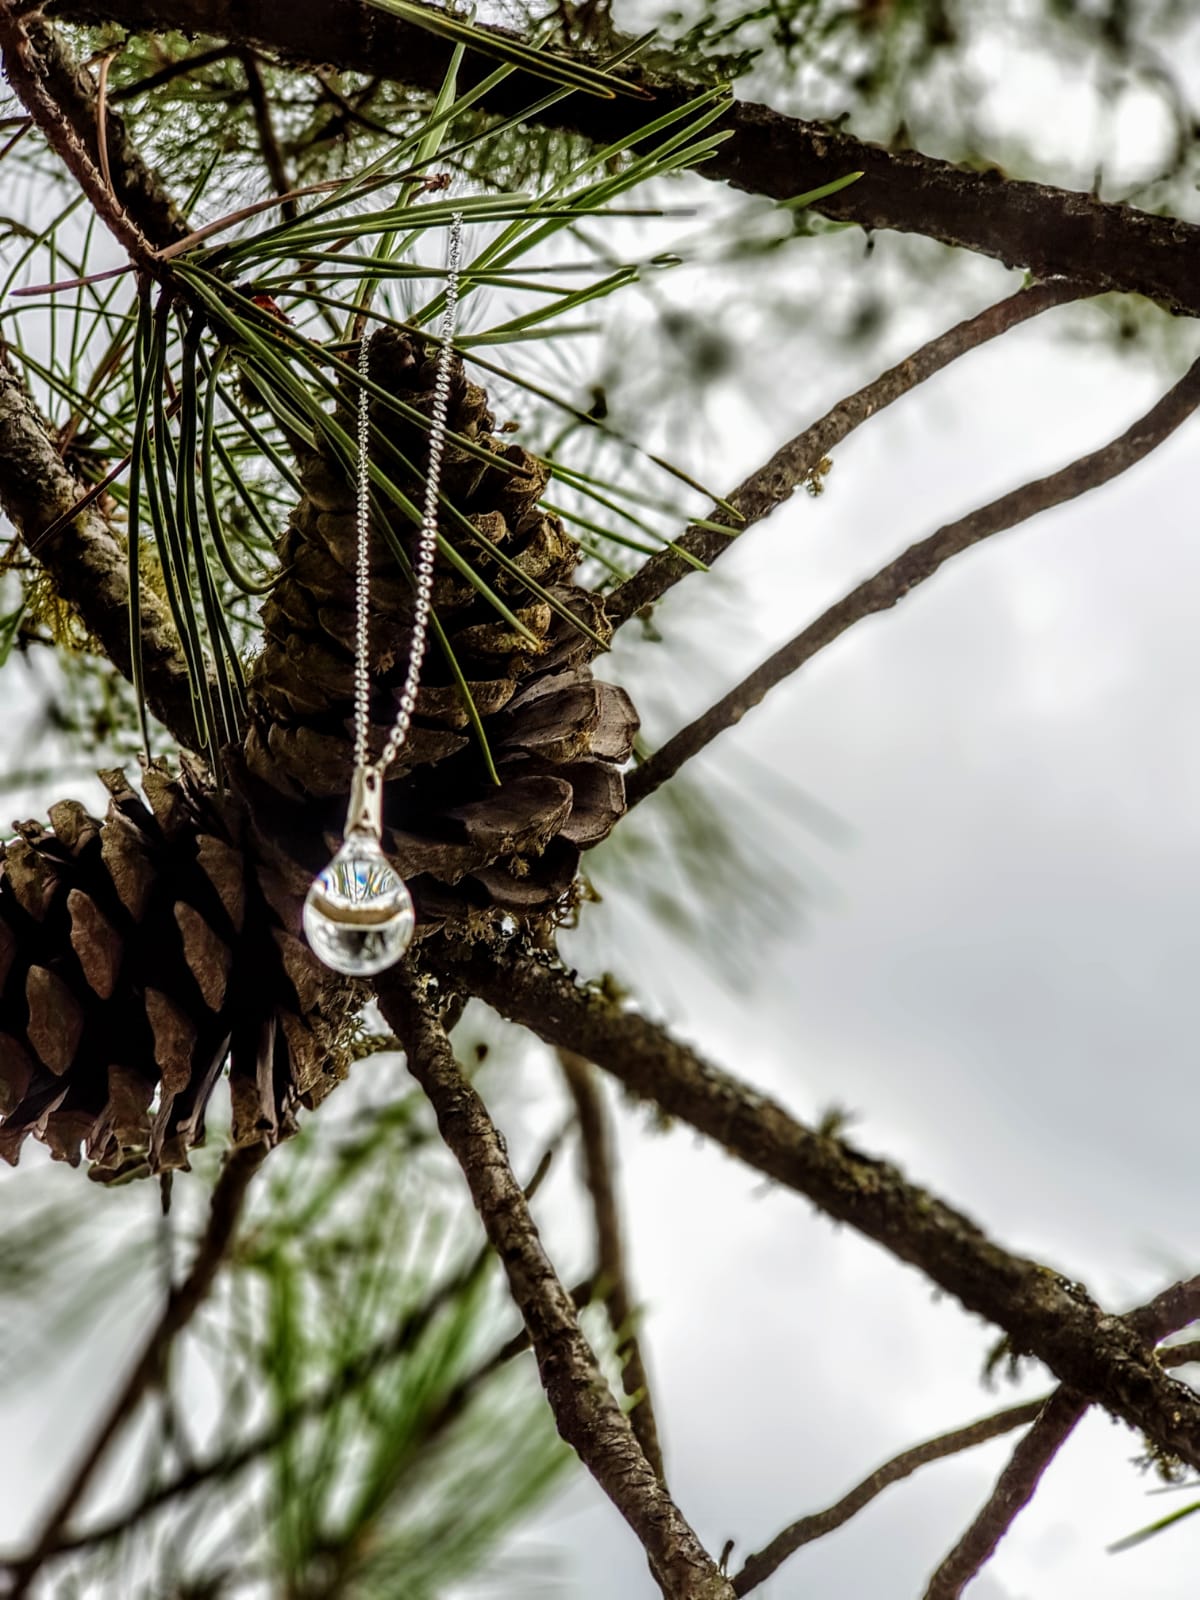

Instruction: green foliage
[0,1056,574,1599]
[3,58,789,764]
[1110,1495,1200,1555]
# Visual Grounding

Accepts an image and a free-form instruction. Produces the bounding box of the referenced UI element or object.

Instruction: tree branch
[432,943,1200,1474]
[0,6,169,264]
[2,1142,266,1600]
[922,1389,1084,1600]
[922,1279,1200,1599]
[733,1397,1044,1595]
[238,49,295,217]
[0,356,203,752]
[379,971,734,1600]
[14,11,190,244]
[626,352,1200,808]
[734,1321,1200,1597]
[560,1047,665,1480]
[48,0,1200,316]
[0,13,207,748]
[606,280,1081,627]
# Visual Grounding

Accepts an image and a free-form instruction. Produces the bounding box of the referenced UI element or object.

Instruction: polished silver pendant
[303,232,462,980]
[303,768,414,977]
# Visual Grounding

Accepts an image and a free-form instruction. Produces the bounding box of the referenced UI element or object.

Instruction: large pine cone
[242,328,638,925]
[0,763,352,1177]
[0,332,638,1175]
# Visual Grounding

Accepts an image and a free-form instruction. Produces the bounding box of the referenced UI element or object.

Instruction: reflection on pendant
[303,832,415,976]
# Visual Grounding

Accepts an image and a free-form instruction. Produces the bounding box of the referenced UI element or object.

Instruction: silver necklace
[303,212,464,977]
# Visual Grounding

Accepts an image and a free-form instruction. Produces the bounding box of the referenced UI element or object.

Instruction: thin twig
[1160,1339,1200,1367]
[921,1278,1200,1599]
[238,50,342,339]
[239,50,296,220]
[379,971,734,1600]
[1135,1276,1200,1344]
[733,1398,1044,1595]
[733,1324,1200,1597]
[3,1144,267,1600]
[309,68,392,141]
[560,1048,665,1480]
[108,43,235,102]
[430,942,1200,1477]
[0,5,153,267]
[607,280,1081,626]
[921,1389,1083,1600]
[627,352,1200,809]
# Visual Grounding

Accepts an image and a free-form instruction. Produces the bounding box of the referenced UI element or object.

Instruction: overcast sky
[497,271,1200,1598]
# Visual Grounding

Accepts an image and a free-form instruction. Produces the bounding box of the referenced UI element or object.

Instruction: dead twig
[627,352,1200,809]
[607,280,1081,626]
[922,1389,1084,1600]
[560,1048,665,1480]
[922,1278,1200,1599]
[734,1398,1044,1595]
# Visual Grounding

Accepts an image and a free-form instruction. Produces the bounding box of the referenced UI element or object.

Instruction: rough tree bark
[51,0,1200,315]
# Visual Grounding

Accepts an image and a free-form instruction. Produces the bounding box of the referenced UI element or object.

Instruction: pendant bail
[346,763,384,839]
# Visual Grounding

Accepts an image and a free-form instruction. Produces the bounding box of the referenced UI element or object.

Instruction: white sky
[512,281,1200,1598]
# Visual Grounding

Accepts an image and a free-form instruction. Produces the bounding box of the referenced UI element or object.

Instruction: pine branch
[0,5,163,266]
[1,1143,266,1600]
[431,943,1200,1476]
[20,1267,598,1572]
[48,0,1200,316]
[0,355,204,751]
[606,280,1081,627]
[11,11,189,244]
[0,12,205,749]
[922,1390,1083,1600]
[732,1398,1044,1595]
[922,1279,1200,1599]
[560,1048,665,1481]
[379,971,735,1600]
[734,1325,1200,1595]
[626,353,1200,809]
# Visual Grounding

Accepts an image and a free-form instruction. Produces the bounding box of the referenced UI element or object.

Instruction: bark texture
[51,0,1200,315]
[438,944,1200,1473]
[0,358,201,752]
[382,975,734,1600]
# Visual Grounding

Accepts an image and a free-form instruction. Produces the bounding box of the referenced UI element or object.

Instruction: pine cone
[243,328,638,926]
[0,762,353,1177]
[0,332,638,1176]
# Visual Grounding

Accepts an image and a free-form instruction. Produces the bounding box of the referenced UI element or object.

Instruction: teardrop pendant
[303,832,415,977]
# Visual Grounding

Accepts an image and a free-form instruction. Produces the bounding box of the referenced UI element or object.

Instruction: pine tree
[3,4,1200,1597]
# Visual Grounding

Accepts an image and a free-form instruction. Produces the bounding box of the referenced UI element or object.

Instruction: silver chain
[352,210,464,784]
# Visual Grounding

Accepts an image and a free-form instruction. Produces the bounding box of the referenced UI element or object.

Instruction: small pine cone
[244,327,638,930]
[0,762,354,1177]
